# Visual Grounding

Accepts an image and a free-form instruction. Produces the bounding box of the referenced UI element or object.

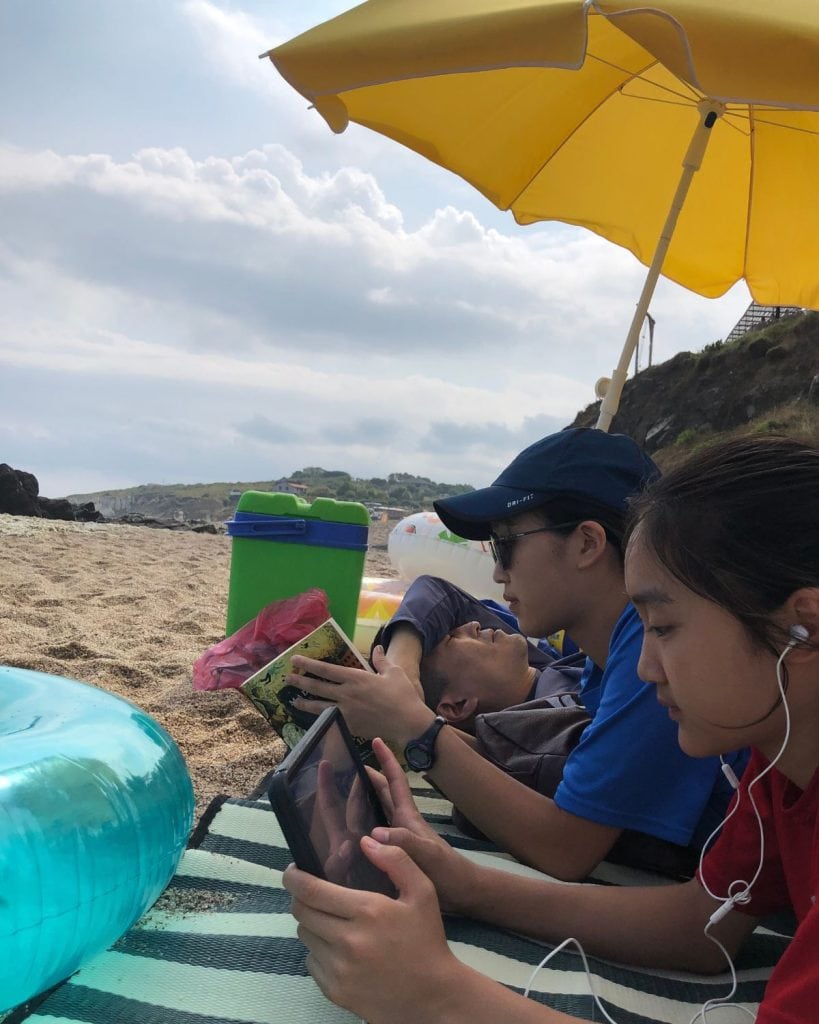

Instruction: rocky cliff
[570,311,819,462]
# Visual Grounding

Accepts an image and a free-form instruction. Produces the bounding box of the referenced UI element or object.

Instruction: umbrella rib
[617,93,699,109]
[588,52,698,105]
[748,115,819,137]
[716,109,819,139]
[506,56,696,211]
[720,114,751,138]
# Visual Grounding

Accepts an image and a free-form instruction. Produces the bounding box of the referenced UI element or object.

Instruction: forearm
[422,726,618,879]
[387,959,588,1024]
[450,728,478,749]
[456,868,749,974]
[379,577,468,659]
[379,624,423,692]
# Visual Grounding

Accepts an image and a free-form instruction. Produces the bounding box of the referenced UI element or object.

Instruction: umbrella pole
[595,100,724,433]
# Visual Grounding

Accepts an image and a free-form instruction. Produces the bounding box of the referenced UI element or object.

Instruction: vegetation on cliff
[68,470,473,522]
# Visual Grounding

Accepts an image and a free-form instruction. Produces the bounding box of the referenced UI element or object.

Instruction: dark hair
[534,496,628,559]
[418,657,450,711]
[625,435,819,653]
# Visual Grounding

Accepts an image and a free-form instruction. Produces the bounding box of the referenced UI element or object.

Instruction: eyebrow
[629,587,674,608]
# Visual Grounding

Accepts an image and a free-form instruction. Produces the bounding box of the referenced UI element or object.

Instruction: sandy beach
[0,513,398,817]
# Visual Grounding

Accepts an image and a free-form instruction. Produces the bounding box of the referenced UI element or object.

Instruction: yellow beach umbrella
[263,1,819,428]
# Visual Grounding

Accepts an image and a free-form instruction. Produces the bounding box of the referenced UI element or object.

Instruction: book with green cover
[239,617,375,760]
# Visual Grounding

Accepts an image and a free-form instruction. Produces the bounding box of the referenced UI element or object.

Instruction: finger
[324,838,356,885]
[303,944,349,1011]
[291,656,369,686]
[371,645,388,671]
[315,758,347,844]
[369,824,428,854]
[360,834,431,900]
[304,950,333,1001]
[346,773,367,834]
[372,737,418,814]
[299,926,336,965]
[285,674,340,700]
[365,765,395,820]
[282,864,360,919]
[372,736,404,775]
[292,695,338,716]
[294,908,350,950]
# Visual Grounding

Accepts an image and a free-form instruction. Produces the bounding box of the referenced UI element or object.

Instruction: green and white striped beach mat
[8,778,789,1024]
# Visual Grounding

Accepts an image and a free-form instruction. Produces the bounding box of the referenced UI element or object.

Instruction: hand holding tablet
[269,706,397,897]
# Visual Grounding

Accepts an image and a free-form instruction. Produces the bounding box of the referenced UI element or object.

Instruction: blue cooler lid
[226,512,368,552]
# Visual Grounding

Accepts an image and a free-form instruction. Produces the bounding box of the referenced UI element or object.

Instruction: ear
[573,520,610,569]
[436,695,479,724]
[784,587,819,661]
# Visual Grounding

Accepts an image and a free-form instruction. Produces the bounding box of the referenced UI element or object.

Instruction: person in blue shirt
[291,427,747,881]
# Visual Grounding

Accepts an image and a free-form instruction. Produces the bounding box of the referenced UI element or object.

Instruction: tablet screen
[286,715,396,896]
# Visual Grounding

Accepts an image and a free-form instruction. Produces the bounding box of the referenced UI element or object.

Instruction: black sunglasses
[488,522,579,570]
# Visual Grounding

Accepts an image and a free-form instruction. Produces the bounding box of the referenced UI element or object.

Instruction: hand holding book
[286,645,433,763]
[239,618,376,760]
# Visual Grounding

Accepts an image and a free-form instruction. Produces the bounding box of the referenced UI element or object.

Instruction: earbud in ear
[783,624,810,656]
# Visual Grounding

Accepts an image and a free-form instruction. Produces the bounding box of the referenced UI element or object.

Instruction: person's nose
[637,636,666,687]
[492,560,509,585]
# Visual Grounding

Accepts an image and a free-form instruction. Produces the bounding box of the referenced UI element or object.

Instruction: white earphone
[787,624,809,646]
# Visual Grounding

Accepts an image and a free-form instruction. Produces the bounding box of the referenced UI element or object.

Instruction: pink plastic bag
[192,588,330,691]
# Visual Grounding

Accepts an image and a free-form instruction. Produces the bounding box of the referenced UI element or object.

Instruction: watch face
[404,741,433,772]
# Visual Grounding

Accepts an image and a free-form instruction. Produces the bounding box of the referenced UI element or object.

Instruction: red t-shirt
[698,748,819,1024]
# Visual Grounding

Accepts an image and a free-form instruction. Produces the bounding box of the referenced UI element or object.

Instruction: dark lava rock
[0,464,103,522]
[38,496,77,521]
[0,464,41,516]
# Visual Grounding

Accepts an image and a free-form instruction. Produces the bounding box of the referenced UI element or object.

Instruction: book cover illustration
[239,617,374,759]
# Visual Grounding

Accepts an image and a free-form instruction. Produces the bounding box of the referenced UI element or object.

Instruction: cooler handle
[228,518,307,538]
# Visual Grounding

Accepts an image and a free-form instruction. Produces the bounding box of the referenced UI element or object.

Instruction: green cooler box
[225,492,369,639]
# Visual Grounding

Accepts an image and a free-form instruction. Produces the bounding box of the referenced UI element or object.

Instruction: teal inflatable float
[0,666,194,1012]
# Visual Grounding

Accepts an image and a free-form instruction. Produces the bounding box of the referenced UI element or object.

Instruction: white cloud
[183,0,283,95]
[0,1,752,497]
[1,141,676,375]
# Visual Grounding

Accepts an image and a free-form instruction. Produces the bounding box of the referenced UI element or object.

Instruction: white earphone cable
[523,937,620,1023]
[523,638,797,1024]
[690,641,793,1024]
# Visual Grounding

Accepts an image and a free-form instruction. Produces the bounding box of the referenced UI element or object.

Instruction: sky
[0,0,753,498]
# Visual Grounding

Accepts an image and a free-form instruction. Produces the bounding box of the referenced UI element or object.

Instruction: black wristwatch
[404,716,448,772]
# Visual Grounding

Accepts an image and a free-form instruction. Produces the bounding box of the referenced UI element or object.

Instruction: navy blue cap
[434,428,659,541]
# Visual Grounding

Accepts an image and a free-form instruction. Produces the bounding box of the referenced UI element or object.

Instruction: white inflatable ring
[387,512,503,601]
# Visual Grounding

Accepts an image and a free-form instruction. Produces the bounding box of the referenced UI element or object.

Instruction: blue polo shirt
[554,604,748,847]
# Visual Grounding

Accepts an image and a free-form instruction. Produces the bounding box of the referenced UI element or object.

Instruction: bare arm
[456,861,756,973]
[426,724,621,880]
[379,623,424,695]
